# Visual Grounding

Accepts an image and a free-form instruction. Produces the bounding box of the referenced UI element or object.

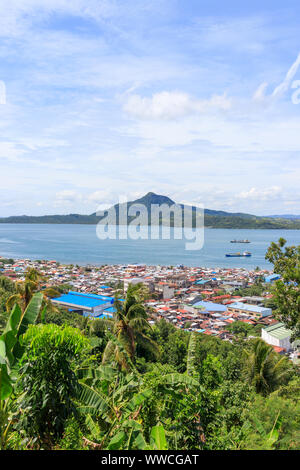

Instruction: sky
[0,0,300,216]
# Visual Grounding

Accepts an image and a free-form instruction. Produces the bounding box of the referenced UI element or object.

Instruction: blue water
[0,224,299,269]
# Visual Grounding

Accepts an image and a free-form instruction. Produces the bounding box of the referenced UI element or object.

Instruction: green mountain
[1,192,300,229]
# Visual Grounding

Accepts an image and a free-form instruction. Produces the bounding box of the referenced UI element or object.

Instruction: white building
[261,322,292,352]
[123,277,154,293]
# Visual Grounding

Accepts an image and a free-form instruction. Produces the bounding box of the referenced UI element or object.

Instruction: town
[1,255,299,364]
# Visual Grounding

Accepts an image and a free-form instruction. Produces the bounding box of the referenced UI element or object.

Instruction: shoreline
[1,253,274,274]
[0,221,299,230]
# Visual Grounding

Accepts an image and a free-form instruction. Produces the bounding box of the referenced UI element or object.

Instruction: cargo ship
[225,251,251,257]
[230,239,250,243]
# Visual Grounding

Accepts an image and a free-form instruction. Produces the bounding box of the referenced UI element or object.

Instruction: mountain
[91,192,176,217]
[1,192,300,229]
[92,192,255,219]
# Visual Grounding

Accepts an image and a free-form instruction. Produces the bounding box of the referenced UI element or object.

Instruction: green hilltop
[1,192,300,229]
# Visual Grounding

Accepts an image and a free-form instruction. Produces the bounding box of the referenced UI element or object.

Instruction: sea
[0,224,300,270]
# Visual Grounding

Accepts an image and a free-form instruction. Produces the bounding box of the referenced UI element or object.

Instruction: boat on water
[225,251,252,257]
[230,239,250,243]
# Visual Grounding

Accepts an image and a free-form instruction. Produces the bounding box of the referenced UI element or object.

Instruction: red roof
[272,346,286,353]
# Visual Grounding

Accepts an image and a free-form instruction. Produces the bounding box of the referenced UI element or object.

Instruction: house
[242,296,265,306]
[228,302,272,318]
[155,282,175,300]
[193,301,228,314]
[261,322,293,352]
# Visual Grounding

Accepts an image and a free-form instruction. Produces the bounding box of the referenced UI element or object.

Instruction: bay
[0,224,300,269]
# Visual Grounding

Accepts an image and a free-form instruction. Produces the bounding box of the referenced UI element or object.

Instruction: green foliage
[225,320,260,338]
[0,265,299,451]
[243,338,293,396]
[0,277,16,333]
[234,284,265,297]
[0,292,44,449]
[17,324,88,448]
[239,393,300,450]
[102,284,159,370]
[58,417,85,450]
[265,238,300,341]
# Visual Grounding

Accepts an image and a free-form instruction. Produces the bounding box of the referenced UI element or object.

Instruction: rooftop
[52,291,114,310]
[263,322,292,340]
[229,302,271,314]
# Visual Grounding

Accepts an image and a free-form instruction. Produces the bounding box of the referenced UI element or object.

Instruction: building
[184,301,228,317]
[155,282,175,300]
[52,291,115,319]
[242,296,265,306]
[123,277,154,293]
[261,322,293,352]
[193,301,228,313]
[264,274,281,283]
[228,302,272,318]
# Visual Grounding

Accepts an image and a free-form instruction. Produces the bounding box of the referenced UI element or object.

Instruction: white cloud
[123,91,231,120]
[0,141,27,161]
[0,3,299,217]
[55,190,82,205]
[238,186,282,202]
[189,17,270,54]
[0,0,116,37]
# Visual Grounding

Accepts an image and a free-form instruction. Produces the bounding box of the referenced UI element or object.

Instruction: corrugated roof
[263,322,292,340]
[193,301,227,312]
[229,302,270,314]
[53,291,114,309]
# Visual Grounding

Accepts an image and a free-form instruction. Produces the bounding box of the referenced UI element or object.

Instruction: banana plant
[77,359,198,450]
[186,332,197,377]
[0,292,43,449]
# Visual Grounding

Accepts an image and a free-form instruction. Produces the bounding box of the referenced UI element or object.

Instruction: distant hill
[1,192,300,229]
[266,214,300,220]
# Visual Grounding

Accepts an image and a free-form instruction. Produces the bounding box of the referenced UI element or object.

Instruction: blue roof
[229,302,270,314]
[265,274,281,283]
[54,291,114,309]
[103,306,116,313]
[83,311,113,319]
[193,301,227,312]
[100,285,111,289]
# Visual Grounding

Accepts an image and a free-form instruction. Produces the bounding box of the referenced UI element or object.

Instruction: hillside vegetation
[1,193,300,229]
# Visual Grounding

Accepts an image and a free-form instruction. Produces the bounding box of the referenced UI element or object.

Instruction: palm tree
[243,338,292,396]
[6,268,60,315]
[102,284,159,370]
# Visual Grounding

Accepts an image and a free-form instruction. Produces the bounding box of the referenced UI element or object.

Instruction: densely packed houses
[0,256,278,338]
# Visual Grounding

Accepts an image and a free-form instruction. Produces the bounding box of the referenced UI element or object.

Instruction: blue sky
[0,0,300,216]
